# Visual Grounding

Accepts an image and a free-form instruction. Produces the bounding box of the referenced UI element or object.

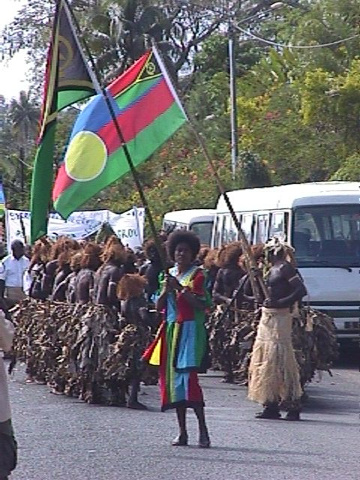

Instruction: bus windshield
[293,204,360,267]
[190,222,213,245]
[163,220,185,233]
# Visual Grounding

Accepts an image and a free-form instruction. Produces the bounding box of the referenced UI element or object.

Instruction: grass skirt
[248,307,302,406]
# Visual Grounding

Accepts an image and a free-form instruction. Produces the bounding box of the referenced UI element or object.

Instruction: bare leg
[255,402,281,419]
[285,399,301,421]
[194,406,211,448]
[127,378,147,410]
[176,406,187,434]
[172,406,188,446]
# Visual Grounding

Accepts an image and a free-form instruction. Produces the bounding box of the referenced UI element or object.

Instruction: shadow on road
[151,452,329,471]
[303,386,359,415]
[334,343,359,370]
[203,445,320,456]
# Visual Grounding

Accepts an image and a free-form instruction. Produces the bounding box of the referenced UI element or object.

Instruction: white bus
[162,209,215,245]
[212,182,360,342]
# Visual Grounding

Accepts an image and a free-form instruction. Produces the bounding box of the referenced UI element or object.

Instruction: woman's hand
[163,274,182,293]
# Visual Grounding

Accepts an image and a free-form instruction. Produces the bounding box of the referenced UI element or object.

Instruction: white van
[212,181,360,342]
[162,209,215,245]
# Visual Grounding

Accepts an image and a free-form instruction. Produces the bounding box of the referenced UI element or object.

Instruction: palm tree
[85,0,167,82]
[8,90,39,203]
[9,90,39,161]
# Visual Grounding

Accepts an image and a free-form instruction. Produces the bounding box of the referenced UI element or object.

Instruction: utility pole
[229,1,240,181]
[229,25,238,181]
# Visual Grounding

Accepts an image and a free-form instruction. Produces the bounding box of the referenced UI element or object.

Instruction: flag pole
[152,43,268,303]
[133,206,143,245]
[64,0,167,270]
[189,124,268,303]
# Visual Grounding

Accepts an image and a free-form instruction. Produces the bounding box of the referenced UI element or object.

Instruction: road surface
[7,352,359,480]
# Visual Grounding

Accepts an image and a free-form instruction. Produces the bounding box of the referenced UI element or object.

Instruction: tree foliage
[1,0,360,228]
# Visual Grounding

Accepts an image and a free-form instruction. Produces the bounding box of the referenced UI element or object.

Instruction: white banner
[108,207,145,251]
[5,208,145,250]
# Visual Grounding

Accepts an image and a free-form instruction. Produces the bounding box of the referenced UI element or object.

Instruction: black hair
[167,230,201,262]
[11,240,24,248]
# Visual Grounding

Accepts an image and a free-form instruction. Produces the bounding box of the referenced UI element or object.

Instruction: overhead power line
[235,25,360,49]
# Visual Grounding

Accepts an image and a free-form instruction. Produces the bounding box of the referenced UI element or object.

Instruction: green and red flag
[52,46,188,218]
[30,0,99,243]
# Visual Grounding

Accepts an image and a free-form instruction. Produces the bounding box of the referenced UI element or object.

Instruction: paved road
[7,353,359,480]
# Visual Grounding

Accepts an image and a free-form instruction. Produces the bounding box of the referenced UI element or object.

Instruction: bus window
[163,220,187,233]
[241,214,254,243]
[255,214,269,244]
[163,220,176,233]
[228,214,238,243]
[293,205,360,266]
[190,222,213,245]
[269,212,285,239]
[212,216,221,248]
[221,215,230,244]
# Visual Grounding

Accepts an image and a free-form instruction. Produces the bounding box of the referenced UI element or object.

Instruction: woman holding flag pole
[143,230,211,448]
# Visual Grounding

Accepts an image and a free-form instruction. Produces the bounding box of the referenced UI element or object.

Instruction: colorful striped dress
[143,264,210,411]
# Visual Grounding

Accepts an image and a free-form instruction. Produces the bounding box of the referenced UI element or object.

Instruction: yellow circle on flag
[65,131,107,182]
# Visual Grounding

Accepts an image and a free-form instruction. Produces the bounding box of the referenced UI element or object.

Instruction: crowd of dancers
[0,229,309,479]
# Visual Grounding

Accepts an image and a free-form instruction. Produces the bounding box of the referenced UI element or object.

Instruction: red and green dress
[143,264,211,411]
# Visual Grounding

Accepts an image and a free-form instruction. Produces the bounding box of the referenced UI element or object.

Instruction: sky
[0,0,29,101]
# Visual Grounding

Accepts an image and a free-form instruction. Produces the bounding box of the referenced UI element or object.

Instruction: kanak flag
[53,47,187,219]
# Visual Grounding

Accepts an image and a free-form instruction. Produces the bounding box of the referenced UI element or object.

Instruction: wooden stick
[189,124,268,303]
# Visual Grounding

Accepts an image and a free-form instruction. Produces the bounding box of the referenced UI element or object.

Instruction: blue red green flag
[52,47,188,218]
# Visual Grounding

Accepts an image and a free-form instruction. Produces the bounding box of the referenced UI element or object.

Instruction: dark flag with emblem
[30,0,99,243]
[52,46,187,218]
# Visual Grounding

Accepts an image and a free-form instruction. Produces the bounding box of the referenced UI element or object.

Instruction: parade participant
[202,248,219,294]
[24,244,32,260]
[211,242,245,383]
[52,250,75,301]
[93,236,125,308]
[52,252,82,303]
[117,274,153,410]
[134,247,146,270]
[26,238,51,300]
[248,237,307,421]
[143,230,211,448]
[195,246,209,266]
[0,309,17,480]
[123,249,137,274]
[212,242,245,306]
[139,239,166,303]
[41,237,78,298]
[73,243,102,304]
[0,240,30,308]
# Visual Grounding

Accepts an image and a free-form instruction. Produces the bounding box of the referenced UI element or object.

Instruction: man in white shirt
[0,240,30,308]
